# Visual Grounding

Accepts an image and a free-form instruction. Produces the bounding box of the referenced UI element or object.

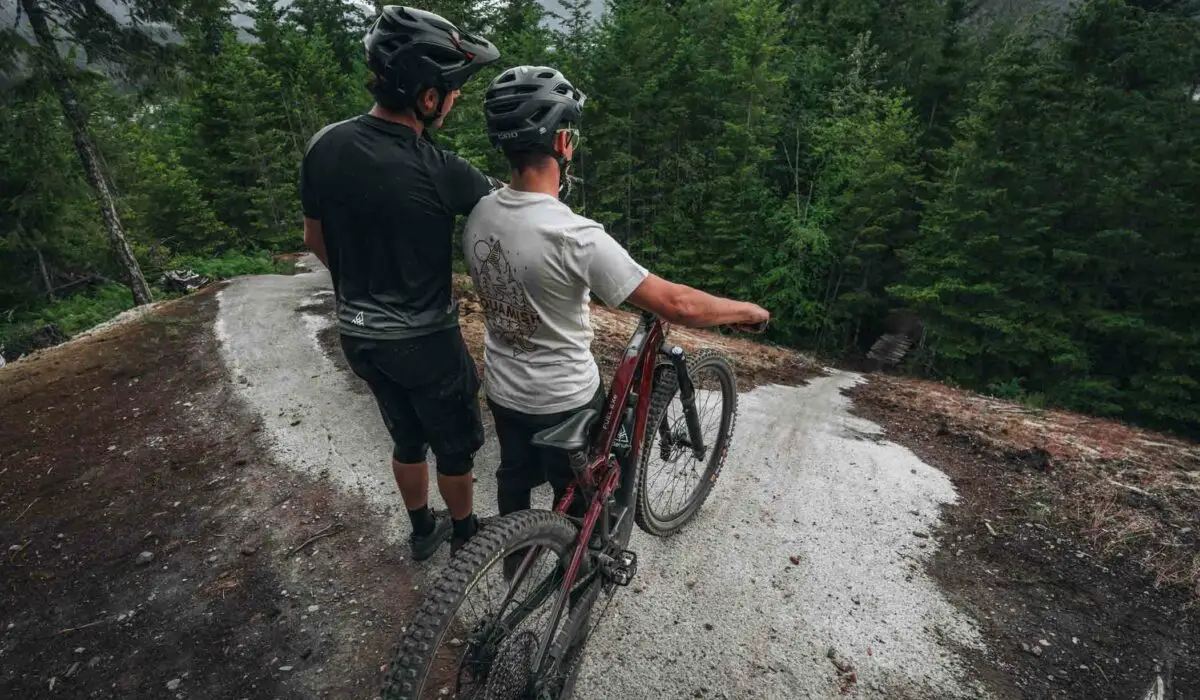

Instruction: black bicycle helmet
[364,6,499,116]
[483,66,587,152]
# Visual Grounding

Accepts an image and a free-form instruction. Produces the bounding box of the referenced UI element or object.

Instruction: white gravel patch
[573,375,993,699]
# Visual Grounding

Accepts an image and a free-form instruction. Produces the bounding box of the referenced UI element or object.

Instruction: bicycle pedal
[609,550,638,586]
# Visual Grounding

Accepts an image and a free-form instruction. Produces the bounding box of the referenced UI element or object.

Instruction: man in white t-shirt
[464,66,769,521]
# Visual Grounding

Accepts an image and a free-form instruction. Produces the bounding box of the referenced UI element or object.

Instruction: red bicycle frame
[522,310,669,677]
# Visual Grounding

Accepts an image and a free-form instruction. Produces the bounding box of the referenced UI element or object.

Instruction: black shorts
[487,382,606,517]
[340,328,484,476]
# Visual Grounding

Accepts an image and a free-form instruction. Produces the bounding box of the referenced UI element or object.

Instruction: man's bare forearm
[303,217,329,266]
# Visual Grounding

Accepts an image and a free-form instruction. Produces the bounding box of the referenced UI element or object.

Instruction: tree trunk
[35,245,53,300]
[20,0,154,306]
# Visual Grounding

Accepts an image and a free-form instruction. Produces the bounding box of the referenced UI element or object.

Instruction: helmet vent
[495,72,517,84]
[537,71,556,79]
[553,83,572,96]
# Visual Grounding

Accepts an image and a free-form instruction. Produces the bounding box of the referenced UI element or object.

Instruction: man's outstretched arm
[303,217,328,267]
[627,274,769,329]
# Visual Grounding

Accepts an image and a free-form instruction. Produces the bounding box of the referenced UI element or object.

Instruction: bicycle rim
[635,349,737,536]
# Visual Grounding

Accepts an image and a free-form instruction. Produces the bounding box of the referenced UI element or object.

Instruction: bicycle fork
[665,345,708,460]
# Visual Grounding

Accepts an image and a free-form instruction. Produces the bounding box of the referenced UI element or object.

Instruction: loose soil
[848,375,1199,700]
[0,289,421,699]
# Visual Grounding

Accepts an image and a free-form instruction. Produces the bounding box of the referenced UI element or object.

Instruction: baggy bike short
[340,328,484,476]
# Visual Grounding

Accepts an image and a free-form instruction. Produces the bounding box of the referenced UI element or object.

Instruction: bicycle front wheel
[635,348,737,537]
[381,510,581,700]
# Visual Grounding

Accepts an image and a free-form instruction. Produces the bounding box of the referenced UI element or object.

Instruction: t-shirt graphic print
[471,239,540,356]
[464,187,649,415]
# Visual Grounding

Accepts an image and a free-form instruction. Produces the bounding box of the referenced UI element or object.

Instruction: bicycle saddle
[530,408,600,452]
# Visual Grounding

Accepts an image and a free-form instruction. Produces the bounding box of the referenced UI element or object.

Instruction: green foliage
[894,0,1200,433]
[0,283,136,358]
[29,283,136,336]
[170,251,294,279]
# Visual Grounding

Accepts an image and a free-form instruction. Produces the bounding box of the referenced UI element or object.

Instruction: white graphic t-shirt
[464,188,649,414]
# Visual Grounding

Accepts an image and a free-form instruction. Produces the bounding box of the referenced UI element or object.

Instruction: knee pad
[434,451,474,477]
[392,443,427,465]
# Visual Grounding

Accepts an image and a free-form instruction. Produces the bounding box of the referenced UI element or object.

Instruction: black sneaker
[409,510,451,561]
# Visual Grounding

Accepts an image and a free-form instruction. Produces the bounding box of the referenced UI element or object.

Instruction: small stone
[912,531,929,539]
[703,623,714,631]
[66,661,80,678]
[789,555,801,565]
[1039,639,1051,647]
[136,551,155,566]
[240,545,256,556]
[166,678,182,690]
[279,665,293,672]
[49,677,57,691]
[88,656,101,668]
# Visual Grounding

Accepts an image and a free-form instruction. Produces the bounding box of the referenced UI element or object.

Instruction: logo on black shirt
[472,239,540,356]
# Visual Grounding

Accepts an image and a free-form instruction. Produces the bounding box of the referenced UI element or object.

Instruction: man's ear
[418,86,439,114]
[555,130,573,159]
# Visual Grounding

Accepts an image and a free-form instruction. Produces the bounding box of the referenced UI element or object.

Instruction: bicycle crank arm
[666,346,708,458]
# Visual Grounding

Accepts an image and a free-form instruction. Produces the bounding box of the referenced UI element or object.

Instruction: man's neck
[509,162,561,198]
[369,103,423,135]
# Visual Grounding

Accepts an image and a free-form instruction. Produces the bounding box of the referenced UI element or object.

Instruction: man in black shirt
[300,6,501,560]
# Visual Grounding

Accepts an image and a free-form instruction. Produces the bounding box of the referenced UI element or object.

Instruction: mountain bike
[380,310,765,700]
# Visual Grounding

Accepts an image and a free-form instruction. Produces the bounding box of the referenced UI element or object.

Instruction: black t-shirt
[299,114,498,339]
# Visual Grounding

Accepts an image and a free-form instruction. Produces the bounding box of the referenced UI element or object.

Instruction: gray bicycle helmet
[483,66,586,152]
[364,6,499,118]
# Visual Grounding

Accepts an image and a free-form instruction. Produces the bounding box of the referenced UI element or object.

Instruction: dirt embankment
[0,289,422,699]
[849,375,1199,699]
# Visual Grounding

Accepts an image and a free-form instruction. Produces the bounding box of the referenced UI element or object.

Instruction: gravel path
[214,258,992,699]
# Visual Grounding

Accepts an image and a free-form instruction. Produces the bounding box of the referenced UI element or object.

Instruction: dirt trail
[0,290,424,699]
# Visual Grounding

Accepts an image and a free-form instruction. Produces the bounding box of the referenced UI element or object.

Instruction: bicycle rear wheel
[381,510,582,700]
[635,348,737,537]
